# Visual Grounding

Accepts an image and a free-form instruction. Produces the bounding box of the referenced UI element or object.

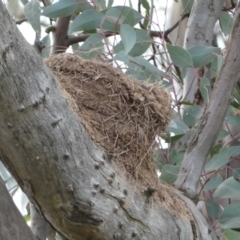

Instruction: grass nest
[45,54,190,215]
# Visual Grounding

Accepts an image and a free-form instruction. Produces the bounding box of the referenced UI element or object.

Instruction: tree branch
[182,0,224,103]
[53,16,71,54]
[0,177,36,240]
[174,3,240,198]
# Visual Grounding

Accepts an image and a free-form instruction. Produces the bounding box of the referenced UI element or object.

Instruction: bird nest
[45,53,171,190]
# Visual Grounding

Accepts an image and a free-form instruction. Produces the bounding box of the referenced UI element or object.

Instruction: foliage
[2,0,240,239]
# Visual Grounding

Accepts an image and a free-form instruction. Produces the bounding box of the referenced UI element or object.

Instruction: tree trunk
[0,177,36,240]
[0,2,217,240]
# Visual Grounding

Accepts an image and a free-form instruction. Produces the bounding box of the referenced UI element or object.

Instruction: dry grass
[45,53,191,218]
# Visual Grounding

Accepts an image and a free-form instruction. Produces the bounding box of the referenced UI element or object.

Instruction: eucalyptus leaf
[160,165,181,184]
[128,56,169,81]
[95,0,106,10]
[205,147,229,171]
[199,77,210,104]
[41,34,51,58]
[225,106,240,126]
[188,46,220,68]
[219,202,240,228]
[140,0,150,11]
[204,175,223,191]
[42,0,92,18]
[20,0,29,5]
[114,29,152,57]
[78,33,104,59]
[206,198,220,220]
[217,129,229,141]
[214,177,240,200]
[219,11,234,36]
[167,43,193,68]
[182,105,203,127]
[107,0,114,8]
[224,229,240,240]
[167,118,189,135]
[181,0,193,13]
[102,6,142,31]
[233,168,240,181]
[24,0,41,34]
[70,10,104,32]
[120,24,136,55]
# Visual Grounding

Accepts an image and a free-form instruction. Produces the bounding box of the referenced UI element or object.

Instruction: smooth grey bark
[0,177,36,240]
[0,2,218,240]
[175,5,240,198]
[182,0,224,102]
[30,203,48,240]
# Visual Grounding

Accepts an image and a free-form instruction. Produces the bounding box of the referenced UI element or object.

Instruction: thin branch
[66,31,116,46]
[16,18,27,25]
[53,16,71,54]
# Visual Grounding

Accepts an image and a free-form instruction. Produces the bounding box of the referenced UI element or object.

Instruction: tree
[0,0,240,239]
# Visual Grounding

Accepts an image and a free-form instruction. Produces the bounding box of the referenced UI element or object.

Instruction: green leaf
[199,77,210,104]
[167,118,189,135]
[42,0,93,18]
[70,10,104,32]
[140,0,150,11]
[163,134,185,143]
[114,50,130,64]
[122,7,135,26]
[205,147,229,171]
[24,0,41,34]
[224,229,240,240]
[204,175,223,191]
[42,0,80,18]
[78,33,104,59]
[102,6,142,31]
[114,29,152,57]
[166,44,193,68]
[219,202,240,228]
[41,34,51,58]
[20,0,29,5]
[107,0,114,8]
[181,0,193,13]
[217,129,229,141]
[182,105,203,127]
[120,24,136,55]
[214,177,240,200]
[228,146,240,158]
[210,143,222,156]
[205,146,240,171]
[188,46,220,68]
[94,0,106,10]
[169,150,184,165]
[206,198,220,220]
[233,168,240,181]
[225,106,240,125]
[219,11,234,36]
[128,56,169,80]
[160,165,181,184]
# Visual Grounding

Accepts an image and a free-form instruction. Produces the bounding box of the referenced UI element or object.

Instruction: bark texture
[0,2,217,240]
[183,0,224,102]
